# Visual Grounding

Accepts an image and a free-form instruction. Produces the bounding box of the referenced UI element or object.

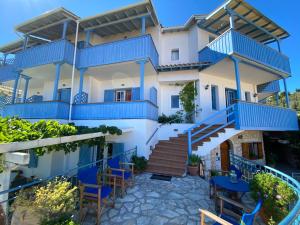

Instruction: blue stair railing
[186,104,236,157]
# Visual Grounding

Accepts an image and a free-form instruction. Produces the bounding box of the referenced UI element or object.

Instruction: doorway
[220,141,231,171]
[225,88,237,122]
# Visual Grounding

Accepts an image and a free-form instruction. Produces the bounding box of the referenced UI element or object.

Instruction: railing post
[137,60,148,100]
[12,72,20,104]
[141,16,146,35]
[275,92,279,106]
[62,20,69,39]
[283,78,290,108]
[52,63,62,101]
[22,76,31,103]
[78,68,86,103]
[234,103,240,130]
[188,130,192,157]
[85,30,91,48]
[23,35,29,50]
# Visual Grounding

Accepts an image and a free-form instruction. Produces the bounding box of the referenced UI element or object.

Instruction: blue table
[211,176,249,196]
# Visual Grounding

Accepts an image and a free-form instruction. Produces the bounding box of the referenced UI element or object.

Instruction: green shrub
[131,155,147,172]
[158,112,183,124]
[41,214,79,225]
[250,173,297,223]
[188,154,201,166]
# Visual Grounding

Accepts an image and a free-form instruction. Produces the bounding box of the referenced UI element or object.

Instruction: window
[115,89,132,102]
[209,36,215,43]
[242,142,263,160]
[211,85,219,110]
[245,91,251,102]
[171,95,180,108]
[171,49,179,61]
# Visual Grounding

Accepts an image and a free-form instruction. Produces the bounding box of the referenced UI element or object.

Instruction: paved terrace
[83,173,264,225]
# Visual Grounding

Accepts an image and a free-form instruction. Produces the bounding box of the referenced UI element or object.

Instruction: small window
[242,142,263,160]
[209,36,215,43]
[211,85,219,110]
[115,89,132,102]
[171,95,180,108]
[171,49,179,61]
[245,92,251,102]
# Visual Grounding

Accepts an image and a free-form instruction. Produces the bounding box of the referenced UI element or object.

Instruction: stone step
[152,146,187,156]
[150,151,187,161]
[146,165,185,177]
[148,160,186,169]
[149,154,186,164]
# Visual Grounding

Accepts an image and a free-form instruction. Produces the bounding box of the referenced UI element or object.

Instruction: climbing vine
[0,117,122,171]
[179,82,197,122]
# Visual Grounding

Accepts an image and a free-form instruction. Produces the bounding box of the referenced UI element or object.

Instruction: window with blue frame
[171,49,179,61]
[211,85,219,110]
[245,91,251,102]
[171,95,180,108]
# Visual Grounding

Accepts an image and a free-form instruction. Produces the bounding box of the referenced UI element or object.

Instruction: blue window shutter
[112,143,124,158]
[104,90,115,102]
[132,88,140,101]
[78,144,92,167]
[171,95,179,108]
[28,150,38,168]
[211,86,216,110]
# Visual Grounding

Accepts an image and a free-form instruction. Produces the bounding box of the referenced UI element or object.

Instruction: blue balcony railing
[72,100,158,120]
[199,29,291,74]
[78,34,159,69]
[15,40,75,69]
[235,101,299,131]
[257,80,280,93]
[3,101,69,119]
[0,65,17,82]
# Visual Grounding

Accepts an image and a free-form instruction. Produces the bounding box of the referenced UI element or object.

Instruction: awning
[198,0,289,43]
[15,8,80,40]
[80,0,158,37]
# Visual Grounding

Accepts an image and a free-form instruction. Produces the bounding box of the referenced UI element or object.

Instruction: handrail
[145,109,201,146]
[187,104,236,157]
[230,153,300,225]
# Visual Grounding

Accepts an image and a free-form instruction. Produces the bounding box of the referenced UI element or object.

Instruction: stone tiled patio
[82,173,263,225]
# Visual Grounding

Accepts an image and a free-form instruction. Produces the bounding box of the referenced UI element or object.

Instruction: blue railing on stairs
[186,104,236,157]
[230,153,300,225]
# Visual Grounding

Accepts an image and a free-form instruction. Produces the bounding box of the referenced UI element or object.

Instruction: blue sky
[0,0,299,91]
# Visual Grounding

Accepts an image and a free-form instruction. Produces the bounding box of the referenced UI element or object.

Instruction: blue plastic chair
[78,166,116,225]
[108,156,134,197]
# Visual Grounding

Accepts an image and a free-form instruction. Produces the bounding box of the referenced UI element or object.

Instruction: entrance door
[220,141,230,171]
[225,88,237,122]
[58,88,71,103]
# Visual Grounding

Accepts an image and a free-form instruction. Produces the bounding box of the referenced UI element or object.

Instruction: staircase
[147,105,237,177]
[146,124,227,176]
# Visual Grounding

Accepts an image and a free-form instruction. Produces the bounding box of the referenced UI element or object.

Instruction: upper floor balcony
[77,35,159,69]
[15,39,76,70]
[199,29,291,75]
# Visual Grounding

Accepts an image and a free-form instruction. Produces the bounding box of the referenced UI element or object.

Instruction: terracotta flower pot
[188,165,198,176]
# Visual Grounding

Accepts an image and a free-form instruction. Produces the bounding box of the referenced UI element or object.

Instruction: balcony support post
[22,77,30,103]
[137,60,148,100]
[230,56,242,100]
[275,92,279,106]
[141,16,146,35]
[62,20,69,39]
[78,68,87,103]
[12,72,20,104]
[283,78,290,108]
[229,14,235,29]
[3,54,7,65]
[276,40,281,53]
[23,35,29,50]
[52,63,62,101]
[85,30,91,48]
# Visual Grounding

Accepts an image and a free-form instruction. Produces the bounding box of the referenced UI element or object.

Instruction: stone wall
[205,131,265,171]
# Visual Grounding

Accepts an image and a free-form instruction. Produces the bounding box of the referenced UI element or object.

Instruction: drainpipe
[68,20,80,122]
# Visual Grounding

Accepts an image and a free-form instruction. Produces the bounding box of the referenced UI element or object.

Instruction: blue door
[58,88,71,103]
[78,144,93,169]
[225,88,237,122]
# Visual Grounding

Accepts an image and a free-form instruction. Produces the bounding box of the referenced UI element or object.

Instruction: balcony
[78,34,159,69]
[257,80,280,94]
[3,101,69,120]
[72,100,158,120]
[199,29,291,75]
[235,101,299,131]
[15,40,76,70]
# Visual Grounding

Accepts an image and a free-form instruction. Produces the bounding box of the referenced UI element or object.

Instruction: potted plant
[131,155,147,173]
[188,154,201,176]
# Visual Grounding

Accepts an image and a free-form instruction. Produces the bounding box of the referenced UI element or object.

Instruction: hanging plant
[179,81,197,123]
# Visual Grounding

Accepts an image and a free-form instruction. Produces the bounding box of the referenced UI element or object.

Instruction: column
[22,77,30,103]
[3,54,7,65]
[12,73,20,104]
[78,68,86,103]
[141,16,146,35]
[62,20,69,39]
[231,56,242,100]
[275,92,279,106]
[138,60,147,100]
[276,39,281,53]
[283,78,290,108]
[52,63,61,101]
[23,35,29,50]
[85,30,91,48]
[229,14,235,29]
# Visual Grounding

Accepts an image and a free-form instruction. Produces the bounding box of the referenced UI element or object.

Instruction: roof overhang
[198,0,289,43]
[162,15,206,33]
[0,38,47,54]
[80,0,159,37]
[15,8,80,40]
